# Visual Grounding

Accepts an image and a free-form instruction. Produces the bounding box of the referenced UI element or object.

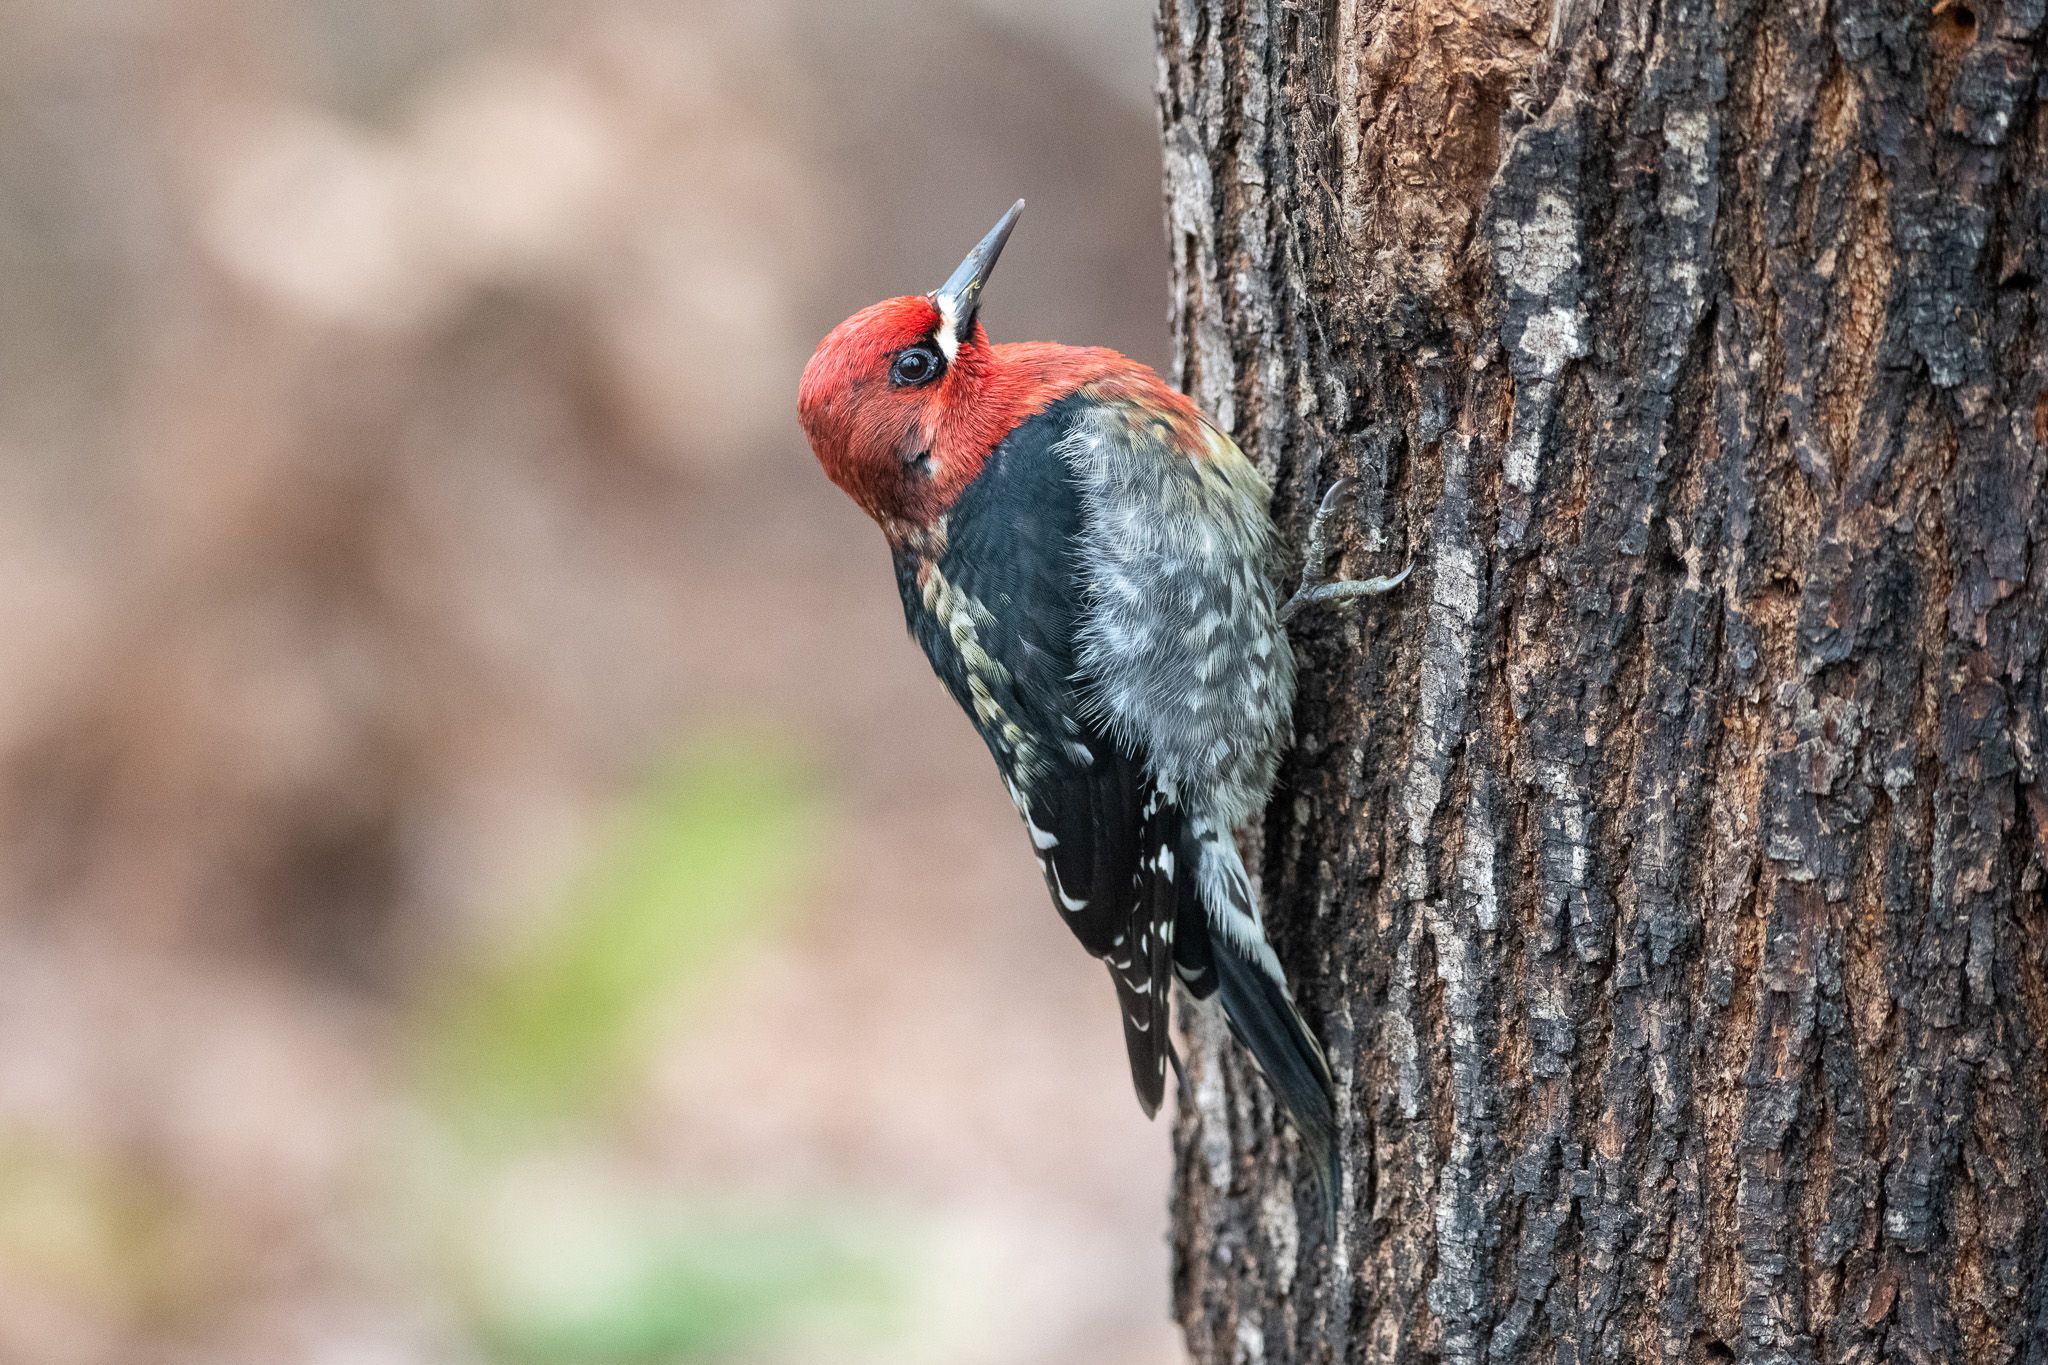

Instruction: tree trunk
[1156,2,2048,1361]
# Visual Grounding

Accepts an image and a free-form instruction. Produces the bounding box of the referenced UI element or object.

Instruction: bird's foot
[1279,477,1412,625]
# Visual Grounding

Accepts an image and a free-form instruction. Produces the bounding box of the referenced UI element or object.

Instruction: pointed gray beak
[933,199,1023,347]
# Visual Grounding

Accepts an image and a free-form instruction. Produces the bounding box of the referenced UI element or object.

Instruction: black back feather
[896,397,1183,1112]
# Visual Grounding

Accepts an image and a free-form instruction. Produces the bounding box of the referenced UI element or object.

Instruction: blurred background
[0,1,1178,1361]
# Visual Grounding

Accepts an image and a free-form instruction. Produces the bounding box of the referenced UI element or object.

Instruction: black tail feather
[1108,788,1183,1117]
[1212,940,1341,1228]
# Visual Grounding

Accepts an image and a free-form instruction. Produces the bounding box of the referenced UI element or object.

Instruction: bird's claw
[1279,476,1411,625]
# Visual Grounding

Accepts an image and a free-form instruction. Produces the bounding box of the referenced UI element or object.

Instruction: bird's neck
[909,343,1127,527]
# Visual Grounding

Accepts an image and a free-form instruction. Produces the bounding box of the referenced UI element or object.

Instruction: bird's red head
[799,202,1115,537]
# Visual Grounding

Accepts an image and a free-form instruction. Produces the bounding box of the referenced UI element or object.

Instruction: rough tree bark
[1156,2,2048,1361]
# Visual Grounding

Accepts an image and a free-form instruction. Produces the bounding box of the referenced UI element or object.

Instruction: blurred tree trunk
[1157,2,2048,1361]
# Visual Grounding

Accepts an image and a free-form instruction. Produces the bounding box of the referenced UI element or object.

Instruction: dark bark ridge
[1157,1,2048,1362]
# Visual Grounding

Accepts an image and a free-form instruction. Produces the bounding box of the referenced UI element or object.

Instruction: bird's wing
[895,395,1183,1113]
[974,728,1181,1113]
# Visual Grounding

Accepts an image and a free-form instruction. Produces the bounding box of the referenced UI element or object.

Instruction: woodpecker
[797,202,1406,1213]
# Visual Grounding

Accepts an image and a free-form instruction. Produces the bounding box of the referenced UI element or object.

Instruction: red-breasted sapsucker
[797,202,1404,1212]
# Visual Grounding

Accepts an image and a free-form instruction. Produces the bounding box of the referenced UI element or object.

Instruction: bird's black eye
[890,344,943,388]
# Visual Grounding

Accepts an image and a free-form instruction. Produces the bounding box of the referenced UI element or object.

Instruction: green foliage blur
[424,740,818,1146]
[0,738,908,1363]
[410,738,905,1361]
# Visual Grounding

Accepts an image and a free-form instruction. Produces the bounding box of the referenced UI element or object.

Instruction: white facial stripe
[933,295,961,362]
